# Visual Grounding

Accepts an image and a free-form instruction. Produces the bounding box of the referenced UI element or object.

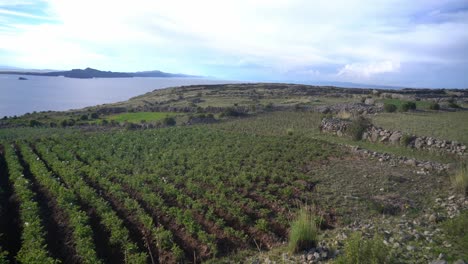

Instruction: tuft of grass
[337,111,353,120]
[452,164,468,196]
[441,211,468,260]
[400,134,413,146]
[288,208,319,253]
[345,116,371,141]
[400,101,417,112]
[335,232,394,264]
[429,102,440,110]
[383,103,397,113]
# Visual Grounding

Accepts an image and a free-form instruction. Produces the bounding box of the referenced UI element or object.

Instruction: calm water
[0,75,237,117]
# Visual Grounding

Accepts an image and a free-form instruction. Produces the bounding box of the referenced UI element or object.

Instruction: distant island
[0,67,196,79]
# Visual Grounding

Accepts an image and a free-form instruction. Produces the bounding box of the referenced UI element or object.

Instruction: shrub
[345,116,371,141]
[90,112,99,119]
[383,103,397,113]
[448,102,461,109]
[429,102,440,110]
[400,101,416,112]
[220,108,244,117]
[288,208,319,253]
[163,117,176,126]
[286,128,294,136]
[442,211,468,260]
[80,114,88,120]
[452,164,468,196]
[255,219,269,233]
[337,111,352,120]
[101,119,109,125]
[400,134,413,146]
[29,119,41,127]
[335,232,393,264]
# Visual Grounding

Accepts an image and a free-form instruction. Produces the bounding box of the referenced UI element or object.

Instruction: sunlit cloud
[0,0,467,87]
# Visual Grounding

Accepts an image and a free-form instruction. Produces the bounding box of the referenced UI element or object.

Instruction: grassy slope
[372,111,468,144]
[213,111,464,164]
[104,112,177,122]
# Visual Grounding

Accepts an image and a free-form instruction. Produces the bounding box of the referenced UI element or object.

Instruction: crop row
[40,141,218,260]
[3,144,58,263]
[17,142,102,264]
[32,142,185,263]
[31,143,150,263]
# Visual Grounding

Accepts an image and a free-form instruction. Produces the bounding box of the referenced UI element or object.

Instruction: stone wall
[320,118,466,156]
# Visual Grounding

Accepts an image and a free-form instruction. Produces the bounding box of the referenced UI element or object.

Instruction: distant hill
[0,67,196,79]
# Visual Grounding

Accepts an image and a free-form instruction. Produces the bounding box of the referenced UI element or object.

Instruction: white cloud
[338,61,401,78]
[0,0,467,86]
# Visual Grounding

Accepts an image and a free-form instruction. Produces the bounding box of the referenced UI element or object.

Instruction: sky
[0,0,467,88]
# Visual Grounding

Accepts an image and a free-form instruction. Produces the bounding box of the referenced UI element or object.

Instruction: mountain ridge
[0,67,196,79]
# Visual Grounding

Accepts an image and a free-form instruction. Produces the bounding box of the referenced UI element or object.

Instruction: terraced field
[0,126,343,263]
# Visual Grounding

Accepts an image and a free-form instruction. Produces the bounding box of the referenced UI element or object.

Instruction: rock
[414,138,424,149]
[448,195,456,201]
[429,261,447,264]
[364,98,375,105]
[313,252,320,260]
[429,214,437,223]
[371,131,379,142]
[321,251,328,259]
[405,159,417,166]
[362,132,368,140]
[389,132,402,145]
[406,245,415,251]
[438,253,446,260]
[307,253,314,261]
[453,259,466,264]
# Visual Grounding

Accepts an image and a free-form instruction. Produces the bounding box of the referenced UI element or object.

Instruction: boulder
[364,98,375,105]
[389,132,402,145]
[414,137,424,149]
[371,131,379,142]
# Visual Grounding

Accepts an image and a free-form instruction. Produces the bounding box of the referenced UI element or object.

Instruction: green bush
[163,117,176,126]
[345,116,371,141]
[0,248,7,264]
[448,102,461,109]
[429,102,440,110]
[255,219,269,232]
[288,208,319,253]
[452,164,468,196]
[383,103,397,113]
[335,232,394,264]
[442,211,468,260]
[400,134,413,146]
[29,119,41,127]
[400,101,416,112]
[220,108,245,117]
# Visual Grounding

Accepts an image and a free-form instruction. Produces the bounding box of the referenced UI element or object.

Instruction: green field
[105,112,178,123]
[380,98,434,110]
[373,111,468,144]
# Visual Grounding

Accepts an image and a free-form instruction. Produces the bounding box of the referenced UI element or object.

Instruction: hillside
[0,83,467,264]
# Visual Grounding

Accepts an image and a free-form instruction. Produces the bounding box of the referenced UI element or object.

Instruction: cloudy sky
[0,0,467,88]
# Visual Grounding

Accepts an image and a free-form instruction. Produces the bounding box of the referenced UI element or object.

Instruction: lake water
[0,75,237,117]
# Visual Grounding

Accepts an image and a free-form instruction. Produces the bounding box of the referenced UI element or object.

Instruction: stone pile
[314,103,382,114]
[349,146,451,172]
[320,118,466,156]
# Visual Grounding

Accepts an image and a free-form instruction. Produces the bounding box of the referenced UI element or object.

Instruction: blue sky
[0,0,467,88]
